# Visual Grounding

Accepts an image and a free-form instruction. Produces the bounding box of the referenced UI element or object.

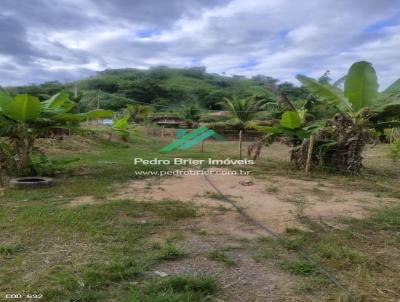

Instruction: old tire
[9,177,54,189]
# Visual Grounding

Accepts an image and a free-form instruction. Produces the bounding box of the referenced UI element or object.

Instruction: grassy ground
[1,129,399,301]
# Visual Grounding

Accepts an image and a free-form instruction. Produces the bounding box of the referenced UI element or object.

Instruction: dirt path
[106,168,397,236]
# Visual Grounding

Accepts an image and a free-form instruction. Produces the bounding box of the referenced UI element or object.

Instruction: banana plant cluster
[256,61,400,174]
[257,111,324,143]
[0,88,112,175]
[296,61,400,127]
[109,115,130,141]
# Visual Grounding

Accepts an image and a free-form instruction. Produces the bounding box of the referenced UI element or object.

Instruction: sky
[1,0,400,88]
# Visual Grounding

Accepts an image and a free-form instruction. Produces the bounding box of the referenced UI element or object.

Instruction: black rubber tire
[9,177,54,189]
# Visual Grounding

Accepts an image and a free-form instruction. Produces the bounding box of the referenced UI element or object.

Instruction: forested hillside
[5,67,308,112]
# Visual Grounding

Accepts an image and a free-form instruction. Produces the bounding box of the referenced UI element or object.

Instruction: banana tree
[0,89,112,175]
[258,111,324,141]
[109,116,130,142]
[295,61,399,174]
[253,110,325,161]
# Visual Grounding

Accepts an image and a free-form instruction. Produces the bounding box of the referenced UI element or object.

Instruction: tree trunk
[248,136,267,160]
[13,135,36,175]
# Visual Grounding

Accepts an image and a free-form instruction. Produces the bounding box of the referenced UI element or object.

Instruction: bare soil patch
[107,168,398,235]
[66,195,97,207]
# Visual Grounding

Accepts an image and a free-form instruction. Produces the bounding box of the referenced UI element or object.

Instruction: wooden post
[201,140,204,152]
[161,126,165,138]
[305,134,315,176]
[239,130,243,160]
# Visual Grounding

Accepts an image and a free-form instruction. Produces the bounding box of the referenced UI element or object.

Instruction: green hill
[5,67,307,112]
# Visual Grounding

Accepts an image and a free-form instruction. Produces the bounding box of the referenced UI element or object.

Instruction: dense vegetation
[5,66,308,113]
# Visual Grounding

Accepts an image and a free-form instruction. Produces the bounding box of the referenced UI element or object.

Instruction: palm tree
[219,96,275,159]
[180,102,202,128]
[124,104,151,123]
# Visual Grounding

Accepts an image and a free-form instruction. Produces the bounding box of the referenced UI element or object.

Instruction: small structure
[151,116,185,127]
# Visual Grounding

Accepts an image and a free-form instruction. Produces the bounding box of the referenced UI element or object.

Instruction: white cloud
[0,0,399,88]
[287,24,320,42]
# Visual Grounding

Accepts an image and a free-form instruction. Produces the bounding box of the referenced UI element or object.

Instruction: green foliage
[113,116,129,130]
[219,96,275,129]
[280,259,319,276]
[128,276,218,302]
[365,205,400,231]
[180,102,202,124]
[29,151,80,176]
[71,67,279,111]
[124,104,152,123]
[0,90,112,175]
[6,68,311,115]
[79,90,135,111]
[208,250,237,267]
[297,75,351,112]
[297,61,400,160]
[3,94,41,122]
[390,139,400,163]
[0,141,12,183]
[344,61,379,112]
[110,116,130,141]
[257,111,324,141]
[156,244,185,260]
[40,91,73,113]
[313,241,367,264]
[0,244,22,255]
[298,61,395,118]
[7,81,66,100]
[0,87,13,111]
[381,79,400,98]
[280,111,302,129]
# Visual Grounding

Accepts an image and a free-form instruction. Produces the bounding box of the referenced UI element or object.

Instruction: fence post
[239,130,243,160]
[305,134,315,176]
